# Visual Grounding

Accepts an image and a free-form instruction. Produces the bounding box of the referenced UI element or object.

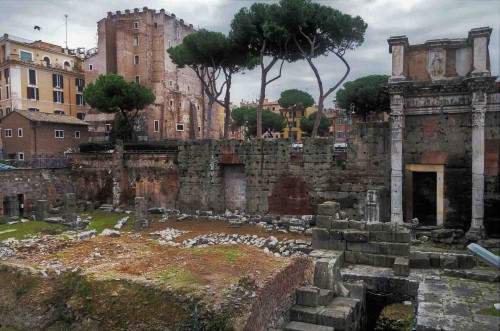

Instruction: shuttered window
[27,87,39,100]
[52,74,63,88]
[28,69,37,85]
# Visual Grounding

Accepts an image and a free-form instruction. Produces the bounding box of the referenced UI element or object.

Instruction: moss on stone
[375,302,414,331]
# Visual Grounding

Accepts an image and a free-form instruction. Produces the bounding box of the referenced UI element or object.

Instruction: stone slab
[343,231,369,242]
[284,321,334,331]
[290,305,323,324]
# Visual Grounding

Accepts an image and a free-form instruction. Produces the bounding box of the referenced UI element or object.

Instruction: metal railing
[0,157,69,169]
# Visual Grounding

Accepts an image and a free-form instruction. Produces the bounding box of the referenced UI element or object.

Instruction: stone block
[441,254,458,269]
[312,228,330,241]
[373,254,396,268]
[394,257,410,277]
[329,230,343,240]
[386,242,410,256]
[318,201,340,216]
[319,305,353,330]
[429,253,441,268]
[366,222,384,231]
[410,251,431,268]
[331,220,349,230]
[316,215,333,229]
[343,231,369,242]
[296,286,321,307]
[34,200,49,221]
[457,254,476,269]
[370,231,389,242]
[394,230,411,243]
[382,222,397,232]
[290,305,322,324]
[348,220,366,230]
[284,321,333,331]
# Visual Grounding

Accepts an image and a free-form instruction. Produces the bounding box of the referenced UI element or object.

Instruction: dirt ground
[2,215,309,329]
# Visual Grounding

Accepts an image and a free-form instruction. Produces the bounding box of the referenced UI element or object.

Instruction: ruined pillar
[112,139,124,207]
[468,27,492,78]
[65,193,77,226]
[35,200,49,221]
[365,190,380,223]
[135,197,148,229]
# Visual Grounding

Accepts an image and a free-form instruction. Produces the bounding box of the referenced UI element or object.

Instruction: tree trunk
[307,58,324,137]
[223,75,232,138]
[205,94,215,139]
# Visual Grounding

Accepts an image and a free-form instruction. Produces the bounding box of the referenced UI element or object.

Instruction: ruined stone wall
[0,168,74,215]
[177,123,391,218]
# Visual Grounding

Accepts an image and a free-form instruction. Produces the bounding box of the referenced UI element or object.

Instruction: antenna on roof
[65,14,68,49]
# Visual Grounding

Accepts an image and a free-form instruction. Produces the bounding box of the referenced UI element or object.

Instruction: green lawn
[0,221,66,242]
[82,210,135,233]
[0,210,135,242]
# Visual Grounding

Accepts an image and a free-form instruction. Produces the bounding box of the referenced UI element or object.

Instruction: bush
[123,141,179,151]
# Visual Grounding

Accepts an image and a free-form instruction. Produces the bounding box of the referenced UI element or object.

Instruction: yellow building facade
[0,34,86,120]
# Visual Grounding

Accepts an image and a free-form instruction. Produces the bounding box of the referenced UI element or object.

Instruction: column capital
[463,76,497,93]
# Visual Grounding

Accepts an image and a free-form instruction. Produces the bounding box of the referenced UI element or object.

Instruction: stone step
[443,268,499,282]
[290,305,323,324]
[284,321,334,331]
[296,286,335,307]
[310,250,345,292]
[318,302,354,331]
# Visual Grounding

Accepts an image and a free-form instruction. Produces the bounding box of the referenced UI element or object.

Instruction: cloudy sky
[1,0,499,107]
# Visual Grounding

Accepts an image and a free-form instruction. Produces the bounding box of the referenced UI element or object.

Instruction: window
[6,86,9,99]
[133,36,139,46]
[168,80,172,87]
[198,126,201,133]
[53,74,63,88]
[337,118,344,125]
[76,112,85,120]
[336,131,345,139]
[53,90,64,103]
[76,94,84,106]
[43,56,50,66]
[0,87,2,100]
[4,68,9,83]
[154,120,160,132]
[0,109,3,119]
[54,110,64,115]
[20,50,33,61]
[179,101,182,108]
[154,23,158,29]
[28,69,37,85]
[28,107,39,112]
[55,130,64,138]
[169,100,173,107]
[64,61,70,68]
[105,124,111,133]
[27,87,39,100]
[75,131,81,139]
[89,64,93,71]
[197,105,200,111]
[135,75,140,83]
[187,85,190,92]
[176,28,180,39]
[168,40,171,48]
[176,123,184,131]
[134,22,139,29]
[4,129,12,137]
[75,78,84,92]
[18,152,24,161]
[6,107,10,114]
[134,55,139,65]
[18,128,23,137]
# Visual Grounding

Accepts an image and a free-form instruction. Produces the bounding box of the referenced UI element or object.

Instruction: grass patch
[154,267,199,291]
[81,210,135,234]
[476,305,500,317]
[190,246,247,263]
[0,222,65,242]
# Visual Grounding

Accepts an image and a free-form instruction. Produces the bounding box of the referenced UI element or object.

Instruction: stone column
[387,36,409,224]
[388,88,407,223]
[35,200,48,221]
[112,140,124,207]
[135,197,148,229]
[365,190,380,223]
[64,193,77,228]
[466,76,495,239]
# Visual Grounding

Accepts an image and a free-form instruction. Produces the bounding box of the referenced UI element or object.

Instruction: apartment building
[0,34,86,120]
[85,7,215,140]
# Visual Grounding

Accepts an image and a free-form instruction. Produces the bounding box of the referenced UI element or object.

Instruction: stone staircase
[276,250,365,331]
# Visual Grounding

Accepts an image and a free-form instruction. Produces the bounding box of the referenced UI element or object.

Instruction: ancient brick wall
[241,256,314,331]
